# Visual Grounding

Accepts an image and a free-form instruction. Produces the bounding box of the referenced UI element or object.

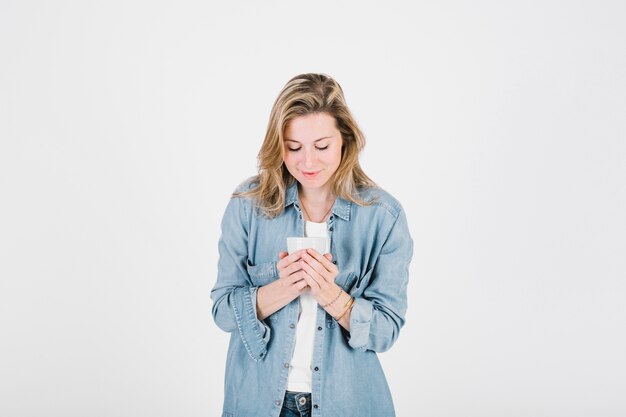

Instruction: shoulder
[221,176,260,220]
[232,175,260,194]
[355,185,404,219]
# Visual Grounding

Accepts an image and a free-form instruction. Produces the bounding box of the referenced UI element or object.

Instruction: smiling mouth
[302,171,321,178]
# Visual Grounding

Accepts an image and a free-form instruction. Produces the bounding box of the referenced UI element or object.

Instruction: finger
[282,262,303,279]
[324,253,333,261]
[276,250,305,270]
[276,252,289,272]
[299,261,327,289]
[306,248,334,267]
[286,267,308,284]
[299,270,321,291]
[306,248,337,273]
[302,251,332,278]
[292,279,308,293]
[292,275,308,288]
[301,255,328,279]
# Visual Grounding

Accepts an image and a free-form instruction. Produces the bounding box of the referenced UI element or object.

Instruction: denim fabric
[280,391,311,417]
[211,178,414,417]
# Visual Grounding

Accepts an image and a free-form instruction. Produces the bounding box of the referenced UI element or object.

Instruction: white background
[1,1,625,416]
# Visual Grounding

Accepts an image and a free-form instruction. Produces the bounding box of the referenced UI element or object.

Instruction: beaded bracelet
[335,297,355,321]
[322,288,343,308]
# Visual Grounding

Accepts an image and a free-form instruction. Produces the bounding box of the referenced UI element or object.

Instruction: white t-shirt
[286,220,328,392]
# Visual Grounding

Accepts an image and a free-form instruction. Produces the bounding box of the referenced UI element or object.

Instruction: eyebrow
[284,136,332,144]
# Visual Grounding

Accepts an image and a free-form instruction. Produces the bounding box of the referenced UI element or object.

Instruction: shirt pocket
[246,259,278,287]
[339,271,359,293]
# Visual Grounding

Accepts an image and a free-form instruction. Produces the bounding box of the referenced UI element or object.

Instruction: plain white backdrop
[1,1,625,416]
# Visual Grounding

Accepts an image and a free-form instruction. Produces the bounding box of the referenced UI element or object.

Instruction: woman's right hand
[256,250,308,320]
[275,250,309,298]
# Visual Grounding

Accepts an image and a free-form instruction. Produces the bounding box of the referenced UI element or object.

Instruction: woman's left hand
[299,248,339,297]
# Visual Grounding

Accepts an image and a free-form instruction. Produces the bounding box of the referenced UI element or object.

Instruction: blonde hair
[238,73,376,218]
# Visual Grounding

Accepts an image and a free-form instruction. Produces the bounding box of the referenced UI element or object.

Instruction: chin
[299,177,329,189]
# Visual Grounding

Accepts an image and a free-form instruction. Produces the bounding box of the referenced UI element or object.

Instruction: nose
[303,148,315,169]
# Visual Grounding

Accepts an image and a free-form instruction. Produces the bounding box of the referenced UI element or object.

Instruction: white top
[286,220,329,392]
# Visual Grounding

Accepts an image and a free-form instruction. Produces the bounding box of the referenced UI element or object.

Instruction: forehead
[284,113,338,142]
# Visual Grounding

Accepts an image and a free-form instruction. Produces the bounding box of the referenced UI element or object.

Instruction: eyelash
[288,145,328,152]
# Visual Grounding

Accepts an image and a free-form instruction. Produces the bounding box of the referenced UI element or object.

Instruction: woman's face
[283,112,343,194]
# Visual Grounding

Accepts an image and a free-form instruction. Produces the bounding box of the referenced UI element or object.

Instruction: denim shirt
[211,179,413,417]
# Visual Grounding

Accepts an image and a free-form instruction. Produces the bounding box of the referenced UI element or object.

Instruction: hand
[275,250,309,298]
[256,251,309,320]
[298,249,339,297]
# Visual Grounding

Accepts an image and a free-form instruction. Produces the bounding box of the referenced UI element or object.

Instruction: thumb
[278,251,289,260]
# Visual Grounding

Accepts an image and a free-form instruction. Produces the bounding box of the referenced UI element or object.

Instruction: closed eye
[287,145,328,152]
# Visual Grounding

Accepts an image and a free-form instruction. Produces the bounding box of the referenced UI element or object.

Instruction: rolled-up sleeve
[210,194,270,361]
[348,206,413,352]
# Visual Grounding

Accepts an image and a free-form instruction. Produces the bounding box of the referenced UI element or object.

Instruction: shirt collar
[285,182,351,221]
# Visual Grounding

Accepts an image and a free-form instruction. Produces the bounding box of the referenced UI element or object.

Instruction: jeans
[279,391,311,417]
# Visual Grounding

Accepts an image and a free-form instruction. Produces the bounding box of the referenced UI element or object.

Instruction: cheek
[283,154,298,170]
[330,147,342,167]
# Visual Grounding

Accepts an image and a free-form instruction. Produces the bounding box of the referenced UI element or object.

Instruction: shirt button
[317,326,322,331]
[275,400,281,406]
[314,366,319,371]
[332,260,337,264]
[313,404,319,409]
[284,363,290,368]
[329,227,334,231]
[289,323,295,329]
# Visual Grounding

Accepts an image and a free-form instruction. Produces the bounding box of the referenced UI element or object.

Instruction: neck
[298,184,336,223]
[298,185,334,204]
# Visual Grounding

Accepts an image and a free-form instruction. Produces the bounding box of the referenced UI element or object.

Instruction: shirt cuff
[231,286,271,361]
[347,297,372,350]
[250,286,271,343]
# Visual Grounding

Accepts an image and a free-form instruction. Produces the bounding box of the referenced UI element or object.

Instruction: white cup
[286,237,330,255]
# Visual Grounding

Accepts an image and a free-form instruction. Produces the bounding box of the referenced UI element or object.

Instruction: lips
[302,170,321,179]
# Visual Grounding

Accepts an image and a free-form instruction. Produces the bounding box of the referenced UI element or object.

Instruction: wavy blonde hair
[238,73,376,218]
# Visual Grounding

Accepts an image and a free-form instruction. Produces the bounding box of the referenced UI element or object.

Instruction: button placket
[328,214,337,268]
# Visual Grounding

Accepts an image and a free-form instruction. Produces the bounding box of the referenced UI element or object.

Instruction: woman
[211,73,413,417]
